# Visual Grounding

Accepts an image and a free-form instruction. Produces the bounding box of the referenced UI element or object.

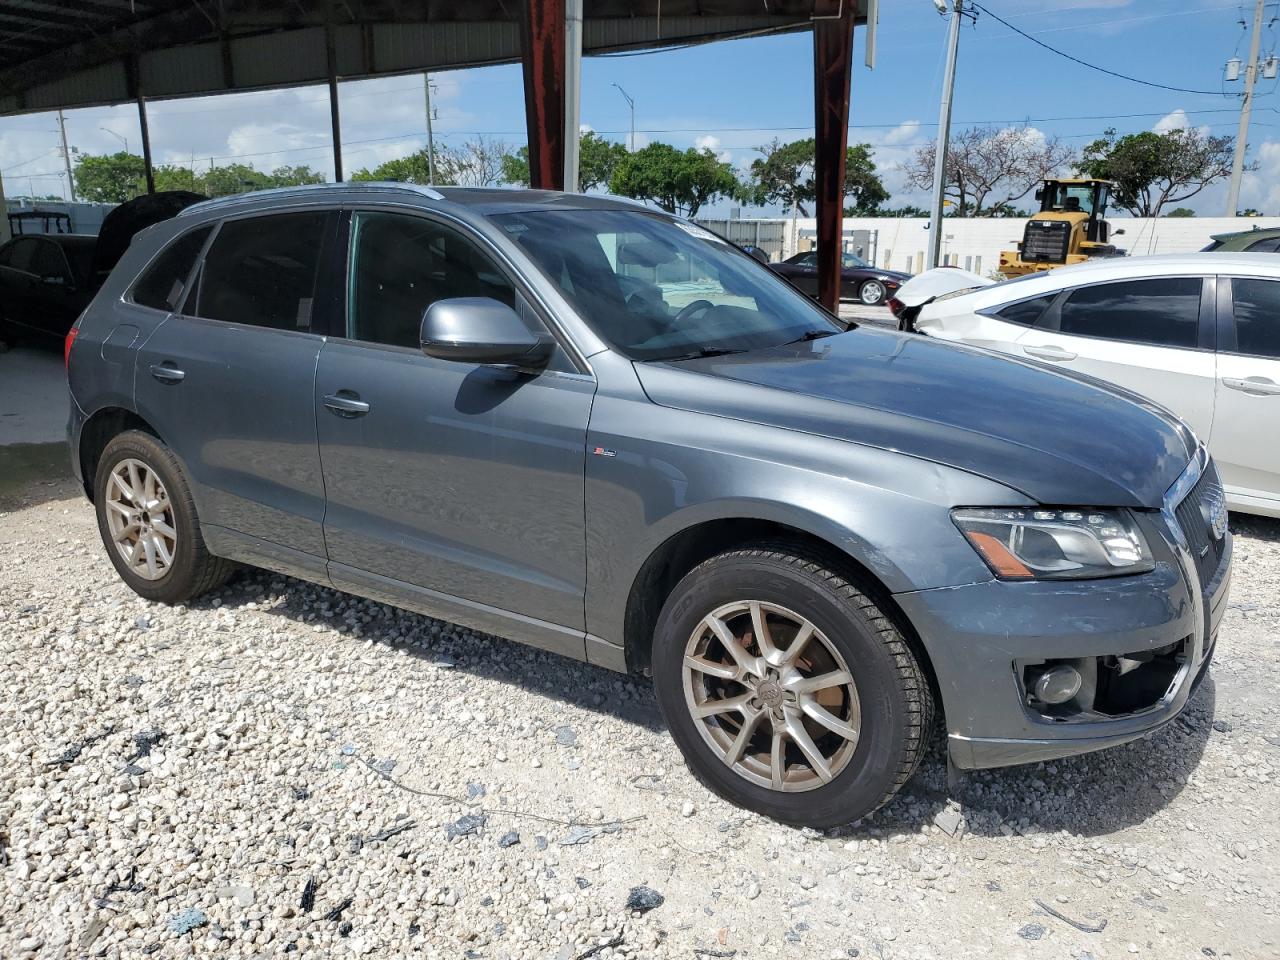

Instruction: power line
[971,1,1235,97]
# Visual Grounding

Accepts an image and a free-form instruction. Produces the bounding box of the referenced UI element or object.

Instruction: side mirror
[1114,228,1125,236]
[421,297,554,369]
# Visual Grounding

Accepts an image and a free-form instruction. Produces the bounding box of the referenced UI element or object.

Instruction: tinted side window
[4,239,36,273]
[30,241,69,281]
[994,292,1057,327]
[1245,236,1280,253]
[1231,278,1280,359]
[348,212,515,349]
[132,227,212,311]
[1058,278,1201,348]
[194,213,327,331]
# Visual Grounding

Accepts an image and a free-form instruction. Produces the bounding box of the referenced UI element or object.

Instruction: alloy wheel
[861,281,886,305]
[681,600,861,792]
[104,458,177,581]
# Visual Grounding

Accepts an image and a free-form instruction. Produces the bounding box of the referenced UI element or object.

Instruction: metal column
[813,4,857,313]
[0,165,10,245]
[128,58,155,194]
[519,0,566,190]
[326,15,344,182]
[563,0,583,192]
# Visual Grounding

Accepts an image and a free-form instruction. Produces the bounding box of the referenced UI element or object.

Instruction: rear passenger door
[133,211,340,577]
[1012,276,1218,440]
[1212,276,1280,510]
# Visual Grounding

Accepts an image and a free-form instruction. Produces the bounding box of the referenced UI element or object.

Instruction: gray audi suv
[66,184,1230,827]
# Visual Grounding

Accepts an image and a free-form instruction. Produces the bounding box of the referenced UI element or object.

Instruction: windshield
[493,209,840,361]
[1044,183,1098,216]
[842,252,869,268]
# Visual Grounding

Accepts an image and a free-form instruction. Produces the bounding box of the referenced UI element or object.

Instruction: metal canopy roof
[0,1,863,116]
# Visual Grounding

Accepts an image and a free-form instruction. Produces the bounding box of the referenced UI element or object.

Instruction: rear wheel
[93,430,234,603]
[859,279,887,306]
[652,546,933,828]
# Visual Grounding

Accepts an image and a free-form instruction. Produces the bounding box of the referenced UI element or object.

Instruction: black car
[0,233,97,340]
[0,191,206,344]
[769,250,910,305]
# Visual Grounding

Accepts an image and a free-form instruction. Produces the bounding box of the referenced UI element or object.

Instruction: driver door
[315,211,596,653]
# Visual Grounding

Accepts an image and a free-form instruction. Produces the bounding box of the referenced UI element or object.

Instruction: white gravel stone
[1,486,1278,958]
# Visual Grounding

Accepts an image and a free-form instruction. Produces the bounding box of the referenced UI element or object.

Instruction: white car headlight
[952,507,1154,580]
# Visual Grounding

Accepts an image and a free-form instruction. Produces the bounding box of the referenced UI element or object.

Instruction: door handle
[149,363,185,383]
[1223,376,1280,396]
[1022,344,1077,362]
[323,392,370,417]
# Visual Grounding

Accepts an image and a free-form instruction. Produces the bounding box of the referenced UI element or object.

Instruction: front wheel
[93,430,235,603]
[652,546,933,828]
[859,279,887,306]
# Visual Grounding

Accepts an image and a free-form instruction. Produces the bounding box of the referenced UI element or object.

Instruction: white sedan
[898,254,1280,518]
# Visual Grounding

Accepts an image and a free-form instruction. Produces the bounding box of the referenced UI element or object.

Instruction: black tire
[93,430,235,603]
[652,545,933,828]
[859,279,887,306]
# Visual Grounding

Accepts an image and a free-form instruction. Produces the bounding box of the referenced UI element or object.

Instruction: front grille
[1021,220,1071,263]
[1174,461,1228,587]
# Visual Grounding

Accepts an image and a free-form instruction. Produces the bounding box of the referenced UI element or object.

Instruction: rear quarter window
[990,292,1058,327]
[131,227,213,312]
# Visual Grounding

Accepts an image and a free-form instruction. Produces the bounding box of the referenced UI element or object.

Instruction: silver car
[66,185,1231,827]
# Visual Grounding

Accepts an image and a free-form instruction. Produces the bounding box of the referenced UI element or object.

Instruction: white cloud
[880,120,920,146]
[1153,109,1189,134]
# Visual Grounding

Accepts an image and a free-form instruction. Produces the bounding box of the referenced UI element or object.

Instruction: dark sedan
[0,233,97,341]
[769,250,910,305]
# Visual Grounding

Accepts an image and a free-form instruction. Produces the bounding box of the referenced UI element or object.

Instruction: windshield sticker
[672,220,728,244]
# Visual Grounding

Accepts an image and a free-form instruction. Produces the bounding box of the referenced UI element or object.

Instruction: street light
[612,83,635,152]
[100,127,129,154]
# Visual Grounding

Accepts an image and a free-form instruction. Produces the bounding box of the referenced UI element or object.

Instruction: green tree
[744,138,888,215]
[1078,127,1236,218]
[501,132,628,191]
[73,152,146,202]
[608,143,738,217]
[1164,207,1197,217]
[152,164,203,193]
[352,149,441,185]
[874,204,931,218]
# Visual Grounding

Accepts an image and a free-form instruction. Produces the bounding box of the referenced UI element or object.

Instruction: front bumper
[896,494,1231,770]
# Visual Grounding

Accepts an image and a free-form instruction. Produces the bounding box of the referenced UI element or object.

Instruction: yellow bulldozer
[998,178,1124,278]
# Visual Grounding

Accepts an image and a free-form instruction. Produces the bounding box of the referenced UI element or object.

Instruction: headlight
[952,507,1153,580]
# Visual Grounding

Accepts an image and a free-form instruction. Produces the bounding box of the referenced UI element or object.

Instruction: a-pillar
[519,0,566,190]
[813,4,858,312]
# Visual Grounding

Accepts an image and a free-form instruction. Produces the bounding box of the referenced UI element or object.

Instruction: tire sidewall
[94,431,201,603]
[653,553,916,827]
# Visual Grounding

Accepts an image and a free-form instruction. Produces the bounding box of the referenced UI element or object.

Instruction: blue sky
[2,0,1276,215]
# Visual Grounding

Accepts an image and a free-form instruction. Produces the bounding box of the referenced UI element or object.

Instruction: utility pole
[1226,0,1265,216]
[58,109,76,202]
[927,1,966,269]
[613,83,635,152]
[423,73,437,183]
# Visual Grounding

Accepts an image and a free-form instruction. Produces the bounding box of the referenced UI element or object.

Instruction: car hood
[895,267,992,307]
[634,328,1195,508]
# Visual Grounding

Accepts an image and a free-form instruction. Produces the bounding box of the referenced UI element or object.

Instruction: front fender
[583,392,1022,652]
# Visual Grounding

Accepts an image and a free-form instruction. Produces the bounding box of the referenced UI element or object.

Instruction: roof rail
[176,181,446,217]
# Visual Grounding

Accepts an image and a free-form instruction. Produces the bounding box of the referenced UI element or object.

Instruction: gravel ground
[2,473,1278,960]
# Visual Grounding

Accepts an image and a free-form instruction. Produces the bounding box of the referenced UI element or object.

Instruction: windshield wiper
[654,347,749,362]
[787,329,840,344]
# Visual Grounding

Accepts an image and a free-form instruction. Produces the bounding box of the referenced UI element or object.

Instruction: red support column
[520,0,566,190]
[813,5,857,312]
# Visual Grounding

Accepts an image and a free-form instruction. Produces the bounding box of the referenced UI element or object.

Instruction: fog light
[1034,665,1082,705]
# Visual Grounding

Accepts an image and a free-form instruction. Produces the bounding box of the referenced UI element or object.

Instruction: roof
[174,182,656,218]
[1209,225,1280,241]
[0,2,866,116]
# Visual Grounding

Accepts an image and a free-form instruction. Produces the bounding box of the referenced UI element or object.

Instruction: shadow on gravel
[195,566,668,734]
[0,442,77,510]
[1229,510,1280,543]
[188,565,1217,839]
[867,675,1216,840]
